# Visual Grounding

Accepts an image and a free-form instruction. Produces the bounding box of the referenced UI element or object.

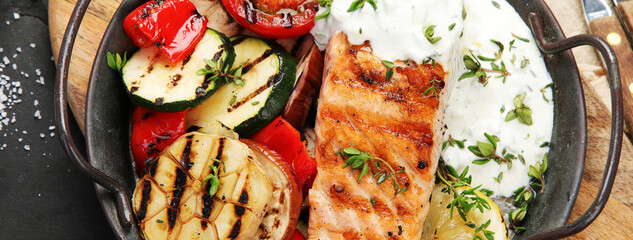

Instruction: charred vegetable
[122,29,234,112]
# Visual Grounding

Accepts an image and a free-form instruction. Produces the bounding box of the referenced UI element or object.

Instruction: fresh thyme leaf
[492,1,500,9]
[370,198,376,205]
[347,0,376,12]
[520,57,530,68]
[382,60,394,80]
[397,187,408,195]
[490,39,504,60]
[424,25,442,44]
[462,7,467,20]
[512,33,530,42]
[381,60,394,68]
[449,23,456,31]
[539,141,549,148]
[106,51,127,73]
[477,55,496,62]
[459,71,476,80]
[500,105,505,113]
[156,219,164,223]
[229,95,237,105]
[314,7,331,21]
[251,101,260,105]
[493,171,503,182]
[506,92,532,125]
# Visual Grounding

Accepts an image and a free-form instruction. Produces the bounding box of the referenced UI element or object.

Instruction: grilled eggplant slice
[122,29,234,112]
[132,132,273,239]
[186,36,296,137]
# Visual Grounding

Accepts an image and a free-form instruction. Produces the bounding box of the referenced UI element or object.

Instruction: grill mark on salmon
[308,33,449,239]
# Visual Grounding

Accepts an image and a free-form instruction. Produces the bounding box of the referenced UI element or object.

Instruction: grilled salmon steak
[308,33,451,239]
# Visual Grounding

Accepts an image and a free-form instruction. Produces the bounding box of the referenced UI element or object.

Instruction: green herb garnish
[424,25,442,44]
[314,0,333,21]
[337,147,406,196]
[382,60,394,80]
[505,92,533,125]
[106,51,127,73]
[201,159,223,197]
[347,0,377,12]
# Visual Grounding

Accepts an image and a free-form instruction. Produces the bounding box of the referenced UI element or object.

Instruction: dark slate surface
[0,0,116,239]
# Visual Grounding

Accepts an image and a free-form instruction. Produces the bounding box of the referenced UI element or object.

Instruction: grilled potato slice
[133,132,273,240]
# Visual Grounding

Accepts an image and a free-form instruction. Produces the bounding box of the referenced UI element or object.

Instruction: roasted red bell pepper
[250,117,317,196]
[130,106,187,175]
[291,231,307,240]
[123,0,208,63]
[221,0,319,39]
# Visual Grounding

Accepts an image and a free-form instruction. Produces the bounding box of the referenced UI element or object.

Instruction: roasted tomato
[123,0,208,62]
[249,116,318,197]
[130,106,187,174]
[221,0,319,39]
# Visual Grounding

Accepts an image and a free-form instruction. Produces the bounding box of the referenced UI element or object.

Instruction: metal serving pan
[54,0,623,239]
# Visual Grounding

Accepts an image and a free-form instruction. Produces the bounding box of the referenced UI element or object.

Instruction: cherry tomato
[221,0,319,39]
[249,116,317,197]
[130,106,187,175]
[123,0,208,62]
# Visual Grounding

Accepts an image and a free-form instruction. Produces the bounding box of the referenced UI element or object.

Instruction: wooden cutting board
[48,0,633,238]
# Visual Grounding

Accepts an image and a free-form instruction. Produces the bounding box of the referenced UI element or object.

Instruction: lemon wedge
[423,183,508,240]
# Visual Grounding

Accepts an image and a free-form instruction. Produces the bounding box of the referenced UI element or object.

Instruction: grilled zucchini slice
[132,132,273,239]
[122,29,234,112]
[186,36,296,137]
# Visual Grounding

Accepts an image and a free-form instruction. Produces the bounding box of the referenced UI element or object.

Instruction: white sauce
[443,0,553,197]
[311,0,553,197]
[311,0,464,69]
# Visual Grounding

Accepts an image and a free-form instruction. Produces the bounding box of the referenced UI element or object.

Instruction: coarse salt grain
[24,145,30,151]
[13,13,20,20]
[34,110,40,119]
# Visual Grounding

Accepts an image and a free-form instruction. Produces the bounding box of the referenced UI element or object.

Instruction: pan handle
[54,0,136,231]
[526,13,623,239]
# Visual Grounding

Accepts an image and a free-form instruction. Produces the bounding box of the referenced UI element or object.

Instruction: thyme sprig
[468,133,519,169]
[460,40,511,85]
[106,51,127,73]
[196,58,245,89]
[505,92,533,125]
[442,135,466,150]
[437,164,496,239]
[201,158,223,197]
[314,0,333,21]
[510,153,548,230]
[422,78,442,98]
[337,147,406,195]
